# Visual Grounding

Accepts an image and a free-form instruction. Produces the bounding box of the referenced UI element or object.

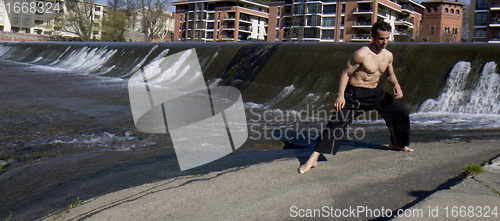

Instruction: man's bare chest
[361,56,389,74]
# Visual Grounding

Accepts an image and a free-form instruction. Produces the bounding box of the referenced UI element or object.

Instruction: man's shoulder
[356,46,371,53]
[353,46,370,58]
[382,49,393,59]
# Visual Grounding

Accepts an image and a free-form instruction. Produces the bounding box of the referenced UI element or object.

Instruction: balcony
[351,34,371,42]
[377,9,388,18]
[488,37,500,43]
[239,25,252,33]
[491,20,500,27]
[352,21,372,29]
[221,34,235,41]
[353,7,373,17]
[394,29,412,36]
[394,18,413,27]
[240,18,252,24]
[401,4,415,13]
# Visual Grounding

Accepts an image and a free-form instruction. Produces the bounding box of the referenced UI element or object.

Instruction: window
[427,8,431,13]
[475,12,487,25]
[445,8,449,13]
[207,4,215,11]
[195,30,205,39]
[322,17,335,27]
[304,27,319,38]
[306,15,319,26]
[307,3,318,14]
[430,26,435,35]
[457,10,460,14]
[323,5,336,14]
[451,9,454,13]
[476,0,488,10]
[474,28,486,38]
[0,15,2,22]
[14,17,19,23]
[322,29,335,39]
[25,18,29,25]
[196,21,205,29]
[0,5,3,12]
[294,4,305,14]
[434,7,437,12]
[95,7,101,12]
[340,29,343,40]
[207,22,214,29]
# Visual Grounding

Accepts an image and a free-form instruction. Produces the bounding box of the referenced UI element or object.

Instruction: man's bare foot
[298,161,317,174]
[388,142,414,152]
[298,151,320,174]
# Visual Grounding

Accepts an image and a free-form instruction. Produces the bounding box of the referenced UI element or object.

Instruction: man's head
[371,21,392,49]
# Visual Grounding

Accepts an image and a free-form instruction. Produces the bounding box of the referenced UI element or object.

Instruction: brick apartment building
[173,0,269,42]
[173,0,425,42]
[473,0,500,43]
[269,0,424,42]
[420,0,465,42]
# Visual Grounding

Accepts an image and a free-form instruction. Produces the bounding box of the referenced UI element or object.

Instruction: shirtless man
[298,21,413,174]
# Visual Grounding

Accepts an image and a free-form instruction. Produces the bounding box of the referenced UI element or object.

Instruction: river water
[1,42,499,162]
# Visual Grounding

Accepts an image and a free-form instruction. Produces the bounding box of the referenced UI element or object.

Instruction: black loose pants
[314,83,410,155]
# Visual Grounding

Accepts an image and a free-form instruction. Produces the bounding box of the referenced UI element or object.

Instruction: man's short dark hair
[371,21,392,36]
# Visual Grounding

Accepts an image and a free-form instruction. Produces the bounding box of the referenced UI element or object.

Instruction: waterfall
[418,61,500,114]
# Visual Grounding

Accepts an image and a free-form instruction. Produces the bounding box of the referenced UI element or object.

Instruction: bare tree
[55,0,98,41]
[463,0,476,42]
[139,0,172,42]
[442,32,457,43]
[108,0,125,11]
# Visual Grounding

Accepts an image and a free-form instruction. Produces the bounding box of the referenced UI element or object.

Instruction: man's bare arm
[385,54,403,99]
[334,50,363,111]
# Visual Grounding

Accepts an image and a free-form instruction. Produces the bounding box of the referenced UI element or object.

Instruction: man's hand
[393,85,403,99]
[333,96,346,112]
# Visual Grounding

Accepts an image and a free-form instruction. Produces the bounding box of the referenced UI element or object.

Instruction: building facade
[268,0,424,43]
[0,0,65,34]
[173,0,269,42]
[0,0,105,40]
[420,0,465,43]
[473,0,500,43]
